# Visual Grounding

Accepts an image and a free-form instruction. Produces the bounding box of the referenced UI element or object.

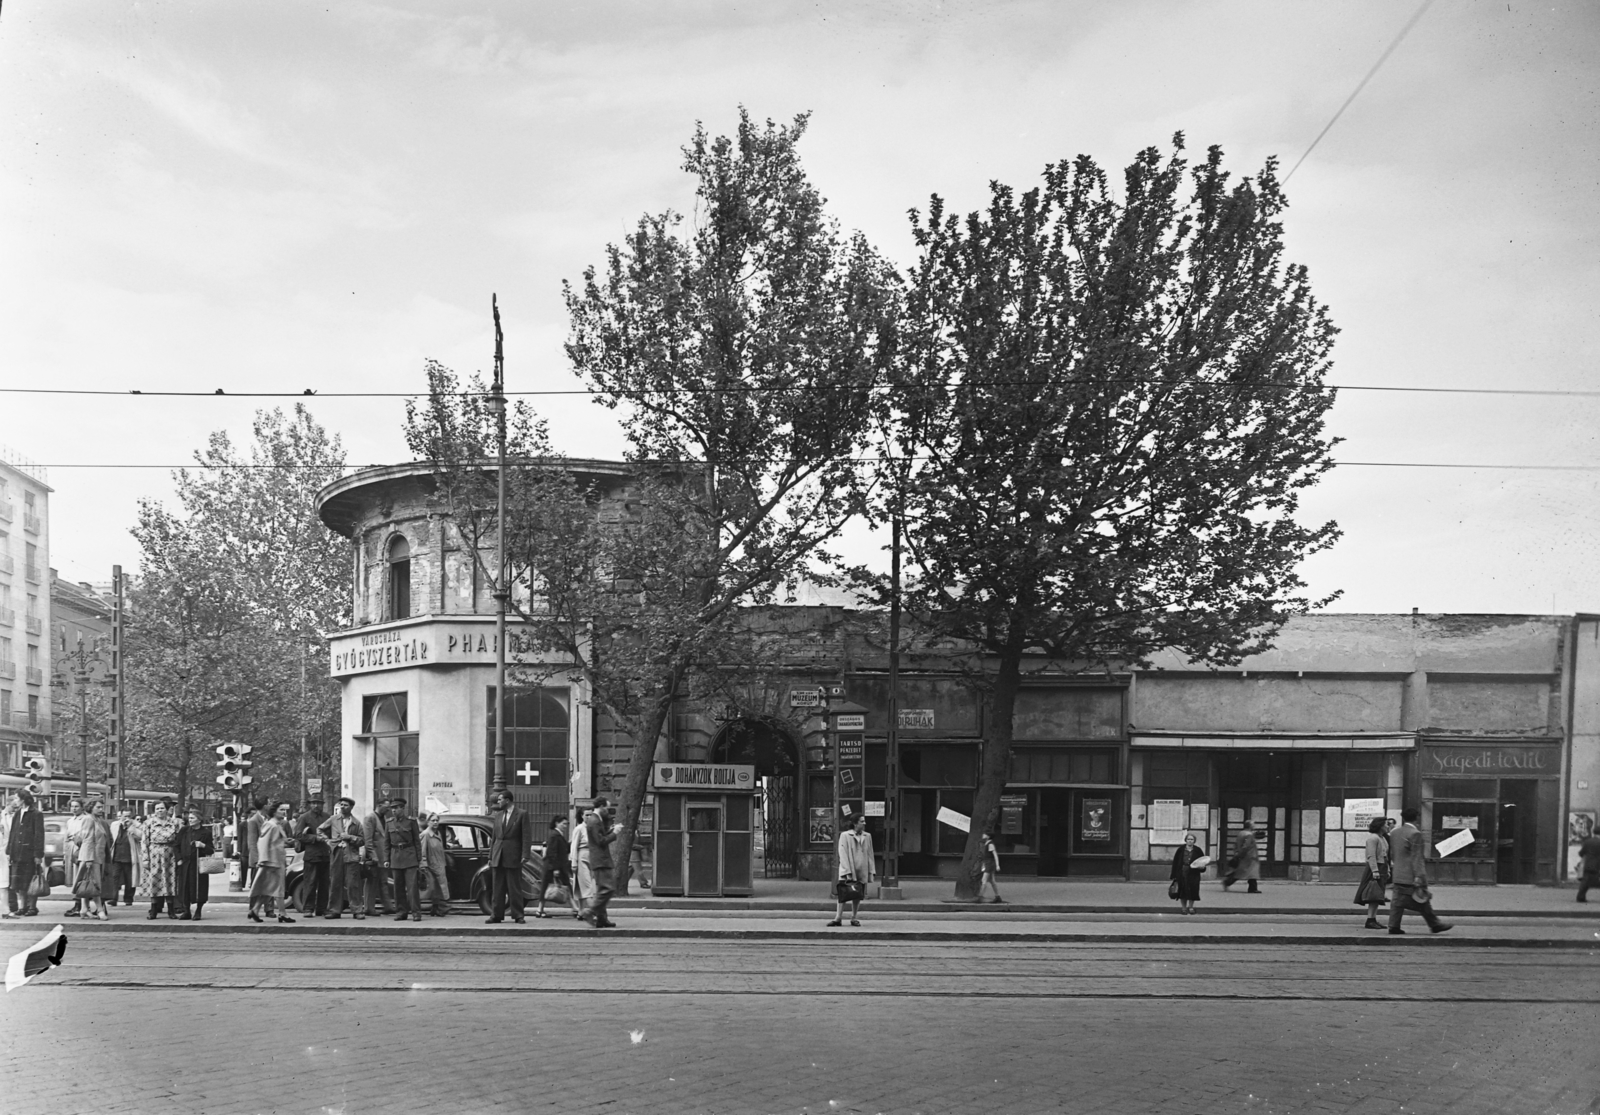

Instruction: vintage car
[285,813,544,915]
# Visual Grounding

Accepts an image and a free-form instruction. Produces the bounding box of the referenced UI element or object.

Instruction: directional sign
[789,687,823,708]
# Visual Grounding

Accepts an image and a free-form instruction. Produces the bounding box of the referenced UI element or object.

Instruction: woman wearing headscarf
[1169,832,1208,916]
[248,801,294,924]
[419,813,451,917]
[174,805,217,921]
[139,800,182,920]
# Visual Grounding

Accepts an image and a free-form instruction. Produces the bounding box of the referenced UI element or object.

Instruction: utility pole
[883,508,902,897]
[488,294,509,796]
[59,630,104,803]
[109,566,125,806]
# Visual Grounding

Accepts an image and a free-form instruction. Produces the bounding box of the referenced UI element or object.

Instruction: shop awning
[1130,734,1415,750]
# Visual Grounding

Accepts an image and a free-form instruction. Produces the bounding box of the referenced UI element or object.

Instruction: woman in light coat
[139,800,181,919]
[1,791,16,919]
[419,814,450,916]
[73,801,114,921]
[1353,816,1390,929]
[248,801,294,924]
[829,813,875,928]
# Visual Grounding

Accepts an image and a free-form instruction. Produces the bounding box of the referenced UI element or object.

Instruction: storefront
[1419,739,1563,884]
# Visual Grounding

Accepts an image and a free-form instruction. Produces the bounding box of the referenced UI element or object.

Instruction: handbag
[1168,878,1181,899]
[72,864,102,899]
[28,871,50,900]
[836,878,865,903]
[198,853,226,874]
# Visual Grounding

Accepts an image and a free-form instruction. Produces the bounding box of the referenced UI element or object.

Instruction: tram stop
[649,762,756,897]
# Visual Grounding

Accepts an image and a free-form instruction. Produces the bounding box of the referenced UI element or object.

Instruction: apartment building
[0,447,51,772]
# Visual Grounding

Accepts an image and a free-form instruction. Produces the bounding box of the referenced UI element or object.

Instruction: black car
[286,813,544,915]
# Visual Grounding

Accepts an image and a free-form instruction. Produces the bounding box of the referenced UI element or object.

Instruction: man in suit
[581,797,618,929]
[107,807,137,907]
[6,788,46,917]
[295,796,332,916]
[1578,824,1600,902]
[383,798,423,922]
[486,790,527,924]
[362,800,392,916]
[320,797,366,919]
[1387,807,1454,935]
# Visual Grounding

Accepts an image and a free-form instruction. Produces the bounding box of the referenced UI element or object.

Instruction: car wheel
[473,877,492,917]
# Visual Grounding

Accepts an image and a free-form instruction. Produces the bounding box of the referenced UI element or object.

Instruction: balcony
[0,607,12,626]
[0,500,11,522]
[0,659,14,679]
[25,564,42,583]
[25,666,43,685]
[25,615,41,635]
[23,512,40,535]
[0,710,51,734]
[0,554,12,575]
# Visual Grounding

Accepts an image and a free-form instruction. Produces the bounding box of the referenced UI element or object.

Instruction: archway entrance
[711,718,799,878]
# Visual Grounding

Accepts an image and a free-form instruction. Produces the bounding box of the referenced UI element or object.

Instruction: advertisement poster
[1000,794,1027,836]
[1149,800,1185,830]
[809,807,835,845]
[1080,798,1112,842]
[1343,797,1386,831]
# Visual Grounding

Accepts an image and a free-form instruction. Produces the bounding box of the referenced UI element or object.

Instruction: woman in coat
[1169,832,1207,915]
[139,800,182,919]
[72,800,114,921]
[829,813,876,928]
[1223,821,1261,893]
[419,813,450,917]
[1353,815,1390,928]
[248,801,294,924]
[174,806,216,921]
[1,792,15,919]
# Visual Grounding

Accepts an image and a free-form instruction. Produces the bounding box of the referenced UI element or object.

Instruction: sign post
[828,699,868,894]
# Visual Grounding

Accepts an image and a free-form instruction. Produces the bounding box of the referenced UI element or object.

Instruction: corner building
[318,461,1593,887]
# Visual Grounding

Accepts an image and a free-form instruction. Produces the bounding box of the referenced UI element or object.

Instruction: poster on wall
[1189,803,1209,830]
[1149,800,1185,830]
[809,807,835,845]
[1080,798,1112,842]
[1000,795,1027,835]
[1343,798,1386,831]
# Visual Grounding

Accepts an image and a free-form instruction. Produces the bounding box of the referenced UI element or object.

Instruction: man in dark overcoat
[486,790,527,924]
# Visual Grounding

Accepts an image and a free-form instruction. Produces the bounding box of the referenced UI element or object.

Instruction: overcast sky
[2,1,1597,613]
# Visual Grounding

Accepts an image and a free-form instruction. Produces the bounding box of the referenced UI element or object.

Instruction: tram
[0,773,183,816]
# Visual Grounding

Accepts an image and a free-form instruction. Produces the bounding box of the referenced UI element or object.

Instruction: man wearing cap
[295,796,332,917]
[320,797,365,919]
[383,798,423,922]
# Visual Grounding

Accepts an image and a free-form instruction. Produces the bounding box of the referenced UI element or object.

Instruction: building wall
[1568,617,1600,877]
[0,452,52,773]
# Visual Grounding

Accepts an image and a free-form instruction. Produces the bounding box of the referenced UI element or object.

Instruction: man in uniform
[383,798,423,922]
[321,797,366,919]
[486,790,527,924]
[295,796,331,917]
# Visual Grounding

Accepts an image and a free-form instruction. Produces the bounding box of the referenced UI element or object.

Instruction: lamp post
[58,631,105,804]
[488,294,509,797]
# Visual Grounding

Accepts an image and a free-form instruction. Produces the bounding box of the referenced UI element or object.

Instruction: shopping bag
[198,853,226,875]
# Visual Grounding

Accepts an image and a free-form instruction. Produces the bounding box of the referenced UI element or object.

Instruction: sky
[1,0,1597,613]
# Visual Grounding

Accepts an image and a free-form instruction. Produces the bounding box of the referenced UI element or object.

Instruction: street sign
[789,687,823,708]
[307,778,322,795]
[835,714,865,730]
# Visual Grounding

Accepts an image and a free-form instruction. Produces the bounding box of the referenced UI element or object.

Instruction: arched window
[387,535,411,621]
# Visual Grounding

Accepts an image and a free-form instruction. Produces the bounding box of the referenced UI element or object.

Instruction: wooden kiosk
[649,762,757,897]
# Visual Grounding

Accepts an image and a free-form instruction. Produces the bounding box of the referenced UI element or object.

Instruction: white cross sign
[515,762,539,785]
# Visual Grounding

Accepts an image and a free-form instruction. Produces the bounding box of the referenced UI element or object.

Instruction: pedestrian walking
[1169,832,1207,915]
[5,789,44,917]
[295,797,332,917]
[570,806,592,917]
[362,800,392,916]
[63,798,88,917]
[829,813,875,927]
[1353,816,1390,929]
[535,817,579,918]
[139,800,181,920]
[320,797,365,919]
[249,801,294,923]
[1576,826,1600,903]
[420,813,451,917]
[1222,820,1261,893]
[384,798,423,922]
[107,808,137,907]
[977,831,1005,904]
[486,791,527,924]
[174,806,215,920]
[243,795,268,893]
[71,800,113,922]
[1387,807,1453,935]
[580,797,618,929]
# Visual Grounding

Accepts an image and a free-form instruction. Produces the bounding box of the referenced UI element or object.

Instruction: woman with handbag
[829,813,875,927]
[175,806,218,921]
[1169,832,1209,915]
[249,801,294,924]
[139,800,182,920]
[72,800,113,921]
[1354,815,1390,929]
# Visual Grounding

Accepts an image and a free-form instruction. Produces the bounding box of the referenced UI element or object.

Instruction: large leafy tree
[408,108,898,892]
[125,406,350,809]
[879,137,1341,900]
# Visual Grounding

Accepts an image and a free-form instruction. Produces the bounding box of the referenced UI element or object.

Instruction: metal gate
[763,774,797,878]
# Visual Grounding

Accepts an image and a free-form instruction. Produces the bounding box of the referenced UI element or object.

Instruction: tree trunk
[953,640,1023,901]
[607,685,678,898]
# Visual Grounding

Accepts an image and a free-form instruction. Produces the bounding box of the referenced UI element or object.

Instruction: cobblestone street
[1,927,1595,1115]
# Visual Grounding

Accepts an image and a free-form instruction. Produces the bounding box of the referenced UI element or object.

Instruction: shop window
[1009,746,1119,784]
[360,692,417,807]
[901,744,977,787]
[807,775,835,844]
[487,686,571,830]
[386,535,412,621]
[936,790,973,853]
[1143,751,1209,804]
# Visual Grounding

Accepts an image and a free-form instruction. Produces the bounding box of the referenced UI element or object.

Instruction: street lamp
[488,294,509,797]
[57,631,106,804]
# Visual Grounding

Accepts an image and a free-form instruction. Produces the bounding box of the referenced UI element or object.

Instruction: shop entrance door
[686,805,722,896]
[1497,780,1538,884]
[1218,752,1293,879]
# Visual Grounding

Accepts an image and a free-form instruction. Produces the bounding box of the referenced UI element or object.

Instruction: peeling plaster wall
[1134,676,1403,734]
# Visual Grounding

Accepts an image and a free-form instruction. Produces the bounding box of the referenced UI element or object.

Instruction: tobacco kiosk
[650,762,757,896]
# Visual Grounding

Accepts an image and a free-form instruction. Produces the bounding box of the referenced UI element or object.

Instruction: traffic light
[215,742,254,791]
[23,756,48,795]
